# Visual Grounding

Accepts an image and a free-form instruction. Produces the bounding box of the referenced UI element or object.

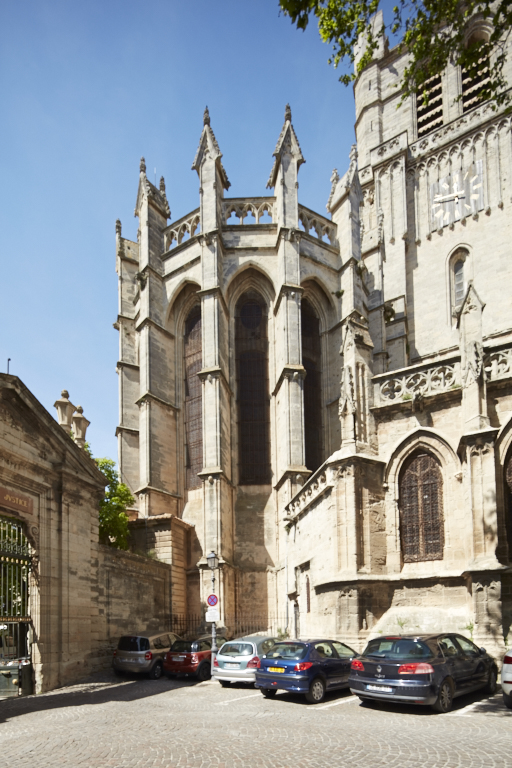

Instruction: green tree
[95,458,134,550]
[279,0,512,109]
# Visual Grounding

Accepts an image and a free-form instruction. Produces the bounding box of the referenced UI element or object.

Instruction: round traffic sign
[207,594,218,607]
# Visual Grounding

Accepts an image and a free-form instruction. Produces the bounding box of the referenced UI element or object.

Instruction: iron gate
[0,516,32,696]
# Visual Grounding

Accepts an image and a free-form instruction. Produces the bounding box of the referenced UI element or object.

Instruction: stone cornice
[272,364,306,397]
[196,285,229,316]
[116,360,139,371]
[197,365,232,395]
[135,317,175,340]
[115,425,139,436]
[135,484,182,500]
[136,391,179,411]
[273,283,303,316]
[273,466,311,493]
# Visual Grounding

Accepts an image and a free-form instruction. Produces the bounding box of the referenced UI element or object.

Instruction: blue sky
[0,0,359,462]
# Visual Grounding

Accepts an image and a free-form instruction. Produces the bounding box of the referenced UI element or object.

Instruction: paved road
[0,671,511,767]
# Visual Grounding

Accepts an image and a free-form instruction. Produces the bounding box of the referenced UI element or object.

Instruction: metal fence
[170,614,290,640]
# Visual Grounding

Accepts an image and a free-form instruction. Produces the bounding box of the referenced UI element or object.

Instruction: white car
[502,648,512,709]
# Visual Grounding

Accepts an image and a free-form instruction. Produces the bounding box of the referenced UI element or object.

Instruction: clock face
[430,160,484,230]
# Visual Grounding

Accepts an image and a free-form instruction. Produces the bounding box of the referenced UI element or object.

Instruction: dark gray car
[113,632,181,679]
[349,633,497,713]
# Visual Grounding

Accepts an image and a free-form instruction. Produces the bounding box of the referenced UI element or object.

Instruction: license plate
[268,667,285,673]
[172,656,185,662]
[366,684,393,693]
[224,663,239,669]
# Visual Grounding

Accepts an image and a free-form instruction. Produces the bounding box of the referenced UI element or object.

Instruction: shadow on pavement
[356,688,510,717]
[0,670,201,724]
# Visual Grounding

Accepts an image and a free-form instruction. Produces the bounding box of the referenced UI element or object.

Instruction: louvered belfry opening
[504,453,512,559]
[462,57,490,112]
[416,74,443,138]
[184,305,203,490]
[236,291,271,484]
[399,452,445,562]
[301,299,323,473]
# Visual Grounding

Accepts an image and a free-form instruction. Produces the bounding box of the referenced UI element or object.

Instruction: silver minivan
[113,632,181,679]
[213,635,278,686]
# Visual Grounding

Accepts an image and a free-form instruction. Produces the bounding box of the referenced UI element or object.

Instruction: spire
[134,159,170,219]
[140,156,146,174]
[267,103,305,189]
[115,219,122,236]
[191,106,230,190]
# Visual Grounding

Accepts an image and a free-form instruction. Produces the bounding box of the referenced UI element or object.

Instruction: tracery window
[235,291,271,484]
[399,452,445,562]
[301,299,323,473]
[184,305,202,490]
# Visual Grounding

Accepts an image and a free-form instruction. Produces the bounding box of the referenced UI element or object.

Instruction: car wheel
[197,663,211,682]
[219,680,230,688]
[149,661,163,680]
[503,691,512,710]
[261,688,277,698]
[432,679,453,713]
[484,668,497,695]
[305,677,326,704]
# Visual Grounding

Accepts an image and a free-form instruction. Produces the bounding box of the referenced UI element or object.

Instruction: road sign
[207,594,218,607]
[205,608,220,622]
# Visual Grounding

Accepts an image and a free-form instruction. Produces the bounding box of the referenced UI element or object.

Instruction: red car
[164,634,227,681]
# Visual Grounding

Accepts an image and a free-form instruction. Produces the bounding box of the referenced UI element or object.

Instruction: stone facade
[115,24,512,655]
[0,374,174,693]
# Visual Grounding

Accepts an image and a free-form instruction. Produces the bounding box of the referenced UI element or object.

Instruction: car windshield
[219,642,254,657]
[265,643,307,660]
[171,640,193,652]
[362,638,432,660]
[118,636,149,652]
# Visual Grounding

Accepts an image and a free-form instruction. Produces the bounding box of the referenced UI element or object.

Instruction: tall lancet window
[399,452,444,562]
[184,305,203,490]
[301,299,323,473]
[235,291,271,484]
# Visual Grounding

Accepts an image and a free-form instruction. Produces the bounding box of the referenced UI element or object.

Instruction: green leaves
[94,457,134,550]
[279,0,512,110]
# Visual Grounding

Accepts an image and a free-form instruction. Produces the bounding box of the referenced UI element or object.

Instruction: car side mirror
[479,647,486,655]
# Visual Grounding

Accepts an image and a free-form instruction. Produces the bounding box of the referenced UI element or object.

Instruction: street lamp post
[206,550,219,673]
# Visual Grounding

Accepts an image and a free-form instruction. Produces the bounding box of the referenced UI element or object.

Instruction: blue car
[255,639,357,704]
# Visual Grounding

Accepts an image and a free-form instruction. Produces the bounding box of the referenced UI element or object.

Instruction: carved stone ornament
[339,365,356,416]
[463,341,483,387]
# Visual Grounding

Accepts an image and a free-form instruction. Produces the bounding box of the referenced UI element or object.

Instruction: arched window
[462,30,491,112]
[235,291,271,484]
[450,248,468,312]
[184,305,202,490]
[399,452,444,562]
[504,453,512,559]
[301,299,323,473]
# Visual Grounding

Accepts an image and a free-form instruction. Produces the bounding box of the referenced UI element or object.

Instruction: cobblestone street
[0,671,511,767]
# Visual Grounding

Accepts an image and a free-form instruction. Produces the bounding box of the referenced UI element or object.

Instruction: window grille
[236,292,271,484]
[462,58,490,112]
[184,305,202,490]
[306,575,311,613]
[416,74,443,138]
[399,452,444,562]
[505,454,512,559]
[301,299,323,472]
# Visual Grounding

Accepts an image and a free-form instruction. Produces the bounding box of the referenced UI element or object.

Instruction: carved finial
[349,144,358,163]
[330,168,339,186]
[61,389,69,398]
[285,103,292,122]
[115,219,122,236]
[140,156,146,174]
[75,405,83,414]
[159,176,166,194]
[203,106,210,126]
